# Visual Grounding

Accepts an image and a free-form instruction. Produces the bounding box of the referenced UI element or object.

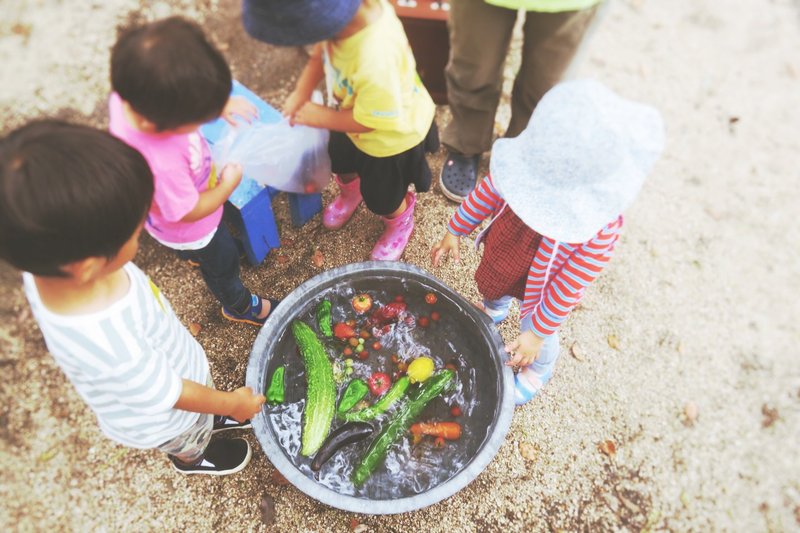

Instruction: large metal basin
[246,262,514,514]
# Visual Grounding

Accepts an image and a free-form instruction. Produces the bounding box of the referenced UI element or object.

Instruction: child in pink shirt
[108,17,278,326]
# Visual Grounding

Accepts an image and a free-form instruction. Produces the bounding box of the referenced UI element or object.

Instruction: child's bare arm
[180,163,243,222]
[284,43,325,119]
[174,379,265,422]
[292,103,372,133]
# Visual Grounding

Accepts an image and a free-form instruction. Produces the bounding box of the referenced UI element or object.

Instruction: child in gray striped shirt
[0,121,265,476]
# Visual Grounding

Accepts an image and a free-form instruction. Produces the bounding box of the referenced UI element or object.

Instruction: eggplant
[310,421,374,472]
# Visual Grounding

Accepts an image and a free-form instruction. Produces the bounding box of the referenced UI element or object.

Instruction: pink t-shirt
[108,93,222,246]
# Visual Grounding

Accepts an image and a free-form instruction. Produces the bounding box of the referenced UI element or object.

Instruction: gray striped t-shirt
[23,263,209,448]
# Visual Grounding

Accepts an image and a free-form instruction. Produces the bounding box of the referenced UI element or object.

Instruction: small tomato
[425,293,438,305]
[418,316,430,328]
[431,311,441,321]
[358,350,369,360]
[450,405,462,417]
[367,372,391,395]
[372,341,382,350]
[352,294,373,314]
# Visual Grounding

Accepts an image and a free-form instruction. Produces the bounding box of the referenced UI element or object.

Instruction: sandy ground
[1,0,799,531]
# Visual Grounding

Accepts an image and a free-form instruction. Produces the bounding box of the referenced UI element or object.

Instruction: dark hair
[0,120,154,277]
[110,16,232,131]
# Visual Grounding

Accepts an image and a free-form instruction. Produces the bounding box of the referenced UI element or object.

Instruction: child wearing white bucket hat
[431,79,664,405]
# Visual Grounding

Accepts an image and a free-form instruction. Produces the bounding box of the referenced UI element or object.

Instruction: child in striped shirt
[0,121,265,475]
[431,80,664,405]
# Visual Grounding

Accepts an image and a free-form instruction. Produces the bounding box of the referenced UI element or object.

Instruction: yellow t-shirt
[323,0,435,158]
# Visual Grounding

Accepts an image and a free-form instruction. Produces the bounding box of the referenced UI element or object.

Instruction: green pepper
[337,379,369,415]
[316,300,333,337]
[342,376,410,422]
[266,365,285,404]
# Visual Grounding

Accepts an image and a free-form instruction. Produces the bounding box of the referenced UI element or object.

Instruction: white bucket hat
[489,79,665,243]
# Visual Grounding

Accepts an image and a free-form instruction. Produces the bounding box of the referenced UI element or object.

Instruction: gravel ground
[1,0,798,531]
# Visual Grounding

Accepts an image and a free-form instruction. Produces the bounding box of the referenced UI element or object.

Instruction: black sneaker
[439,151,479,203]
[170,437,252,476]
[213,415,252,433]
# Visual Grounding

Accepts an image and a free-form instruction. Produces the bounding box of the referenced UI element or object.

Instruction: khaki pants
[442,0,600,155]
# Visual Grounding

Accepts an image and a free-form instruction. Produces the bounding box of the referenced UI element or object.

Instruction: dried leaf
[311,248,324,268]
[598,439,617,458]
[349,519,360,530]
[570,341,586,361]
[276,253,289,265]
[519,442,536,462]
[38,446,59,462]
[11,23,32,38]
[683,402,699,425]
[259,493,276,526]
[761,404,779,428]
[271,469,290,486]
[353,525,369,533]
[188,322,202,336]
[607,334,620,350]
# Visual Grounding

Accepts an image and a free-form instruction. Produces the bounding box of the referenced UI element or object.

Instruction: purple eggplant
[310,421,374,471]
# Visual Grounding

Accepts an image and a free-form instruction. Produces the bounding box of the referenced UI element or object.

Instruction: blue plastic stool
[201,81,323,265]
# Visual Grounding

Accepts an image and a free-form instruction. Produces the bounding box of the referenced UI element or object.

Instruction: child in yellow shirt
[243,0,438,261]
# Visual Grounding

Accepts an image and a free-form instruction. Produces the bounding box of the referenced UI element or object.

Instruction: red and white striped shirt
[448,175,623,338]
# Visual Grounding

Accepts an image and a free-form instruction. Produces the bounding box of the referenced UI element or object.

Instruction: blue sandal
[221,295,280,327]
[439,151,479,203]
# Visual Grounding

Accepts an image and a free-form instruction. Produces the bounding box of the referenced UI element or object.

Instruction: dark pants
[177,224,252,314]
[443,0,599,155]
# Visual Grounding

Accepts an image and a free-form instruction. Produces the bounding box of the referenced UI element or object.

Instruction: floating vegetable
[310,422,374,472]
[409,421,462,440]
[338,379,370,415]
[334,323,356,340]
[266,366,285,404]
[418,316,430,328]
[450,405,462,417]
[342,377,410,422]
[369,302,407,325]
[425,293,438,305]
[367,372,391,395]
[352,294,373,314]
[352,370,455,486]
[407,356,434,383]
[292,320,336,456]
[315,300,333,337]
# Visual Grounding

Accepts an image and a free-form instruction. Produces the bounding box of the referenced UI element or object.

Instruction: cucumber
[292,320,336,456]
[315,300,333,337]
[352,370,454,486]
[342,376,410,422]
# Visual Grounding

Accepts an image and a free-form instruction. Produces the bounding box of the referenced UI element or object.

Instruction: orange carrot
[409,422,462,440]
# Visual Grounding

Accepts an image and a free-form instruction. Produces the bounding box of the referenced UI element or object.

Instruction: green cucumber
[292,320,336,456]
[266,365,285,404]
[337,379,369,415]
[315,300,333,337]
[352,370,454,486]
[342,376,410,422]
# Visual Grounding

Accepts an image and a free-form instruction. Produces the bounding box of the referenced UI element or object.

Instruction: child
[431,80,664,405]
[243,0,439,261]
[0,121,265,474]
[108,16,278,326]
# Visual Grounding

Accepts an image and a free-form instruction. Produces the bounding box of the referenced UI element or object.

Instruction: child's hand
[505,331,544,368]
[228,386,266,422]
[222,96,258,126]
[431,232,461,267]
[283,89,312,122]
[220,162,243,190]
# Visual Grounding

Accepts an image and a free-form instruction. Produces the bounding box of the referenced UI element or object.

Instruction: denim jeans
[177,224,251,314]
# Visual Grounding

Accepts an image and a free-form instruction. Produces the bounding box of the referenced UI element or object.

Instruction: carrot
[409,421,462,440]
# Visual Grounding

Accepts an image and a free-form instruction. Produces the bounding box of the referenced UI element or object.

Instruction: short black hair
[0,120,154,277]
[110,16,232,131]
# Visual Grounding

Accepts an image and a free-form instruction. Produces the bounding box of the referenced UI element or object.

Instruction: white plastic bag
[211,119,331,194]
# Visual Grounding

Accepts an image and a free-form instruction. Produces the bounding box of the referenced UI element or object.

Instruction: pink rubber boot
[323,175,362,230]
[371,191,416,261]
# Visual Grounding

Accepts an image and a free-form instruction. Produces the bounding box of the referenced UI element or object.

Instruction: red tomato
[372,341,382,350]
[343,347,353,357]
[358,350,369,360]
[418,316,430,328]
[431,311,441,321]
[333,323,356,340]
[450,405,462,417]
[433,436,446,448]
[394,295,405,303]
[367,372,391,395]
[359,329,371,339]
[425,293,438,305]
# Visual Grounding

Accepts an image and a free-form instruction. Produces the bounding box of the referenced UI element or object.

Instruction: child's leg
[513,329,561,406]
[324,132,363,229]
[159,412,214,466]
[480,295,513,324]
